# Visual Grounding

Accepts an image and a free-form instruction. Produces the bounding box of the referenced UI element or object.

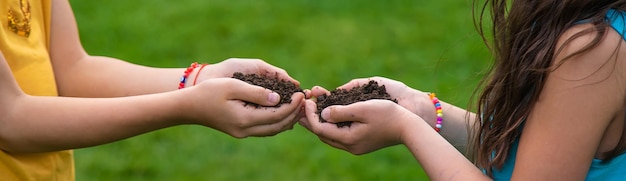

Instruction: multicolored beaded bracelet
[429,93,443,132]
[178,62,199,89]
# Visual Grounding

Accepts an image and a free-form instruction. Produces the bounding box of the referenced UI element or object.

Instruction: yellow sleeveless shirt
[0,0,75,180]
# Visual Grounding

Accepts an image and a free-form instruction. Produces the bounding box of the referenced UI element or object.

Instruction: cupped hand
[299,98,420,155]
[311,77,437,127]
[197,58,299,86]
[340,77,432,115]
[184,78,305,138]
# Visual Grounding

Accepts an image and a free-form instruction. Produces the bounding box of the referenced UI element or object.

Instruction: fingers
[220,58,300,86]
[302,89,312,99]
[240,92,305,128]
[243,96,304,137]
[310,86,330,97]
[338,78,373,90]
[228,80,281,106]
[250,58,300,86]
[322,100,400,125]
[301,100,352,139]
[320,102,370,124]
[300,100,380,154]
[301,110,365,154]
[300,99,320,131]
[337,76,399,91]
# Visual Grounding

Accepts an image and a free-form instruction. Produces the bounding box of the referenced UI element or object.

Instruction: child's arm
[300,99,490,180]
[431,99,475,153]
[0,51,303,153]
[48,0,299,98]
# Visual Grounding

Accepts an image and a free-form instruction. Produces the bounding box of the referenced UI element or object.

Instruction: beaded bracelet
[428,93,443,132]
[178,62,199,89]
[192,63,209,86]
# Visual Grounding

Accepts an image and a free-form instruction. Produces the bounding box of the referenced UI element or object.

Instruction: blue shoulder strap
[607,9,626,39]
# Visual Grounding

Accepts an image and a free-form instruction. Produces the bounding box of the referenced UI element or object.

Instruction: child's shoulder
[550,15,626,90]
[556,19,626,71]
[558,9,626,58]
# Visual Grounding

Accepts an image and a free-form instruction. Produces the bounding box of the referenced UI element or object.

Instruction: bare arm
[1,46,303,155]
[49,0,186,97]
[49,0,300,97]
[0,52,184,152]
[300,99,489,180]
[406,90,475,152]
[401,110,487,180]
[436,100,475,153]
[0,52,303,153]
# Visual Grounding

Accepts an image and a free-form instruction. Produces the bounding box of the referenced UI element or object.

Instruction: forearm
[411,91,475,152]
[54,55,187,97]
[402,117,489,180]
[49,0,193,97]
[0,91,186,153]
[438,101,475,153]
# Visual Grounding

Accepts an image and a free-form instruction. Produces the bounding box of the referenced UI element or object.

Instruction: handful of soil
[316,80,398,128]
[232,72,303,108]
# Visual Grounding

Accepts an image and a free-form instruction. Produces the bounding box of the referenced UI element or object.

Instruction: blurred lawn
[70,0,490,180]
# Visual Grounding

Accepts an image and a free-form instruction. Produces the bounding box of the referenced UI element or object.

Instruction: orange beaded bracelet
[192,63,209,86]
[178,62,199,89]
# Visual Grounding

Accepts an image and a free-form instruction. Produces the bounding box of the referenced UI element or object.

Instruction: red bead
[178,62,200,89]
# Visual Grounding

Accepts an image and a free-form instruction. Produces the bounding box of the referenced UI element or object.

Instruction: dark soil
[316,80,398,128]
[232,72,303,108]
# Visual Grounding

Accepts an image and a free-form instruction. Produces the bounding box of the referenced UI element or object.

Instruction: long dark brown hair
[470,0,626,176]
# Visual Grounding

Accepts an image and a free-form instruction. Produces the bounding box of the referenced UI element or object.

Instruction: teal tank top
[491,9,626,181]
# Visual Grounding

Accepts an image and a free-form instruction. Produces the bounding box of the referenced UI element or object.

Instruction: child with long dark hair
[301,0,626,180]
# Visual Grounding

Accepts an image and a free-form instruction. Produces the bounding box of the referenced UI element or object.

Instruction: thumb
[321,104,367,124]
[321,100,394,124]
[229,81,281,106]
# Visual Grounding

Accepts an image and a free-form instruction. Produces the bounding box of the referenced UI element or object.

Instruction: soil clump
[316,80,398,128]
[232,72,303,108]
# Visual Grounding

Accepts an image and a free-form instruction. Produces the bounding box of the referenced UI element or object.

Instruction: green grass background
[70,0,491,180]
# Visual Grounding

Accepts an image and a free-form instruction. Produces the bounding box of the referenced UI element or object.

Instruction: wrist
[170,88,199,125]
[413,91,438,128]
[179,62,199,89]
[399,113,430,144]
[189,63,209,87]
[179,62,210,89]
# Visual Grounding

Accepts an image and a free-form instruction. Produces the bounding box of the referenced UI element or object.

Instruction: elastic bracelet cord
[428,93,443,132]
[178,62,199,89]
[192,63,209,86]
